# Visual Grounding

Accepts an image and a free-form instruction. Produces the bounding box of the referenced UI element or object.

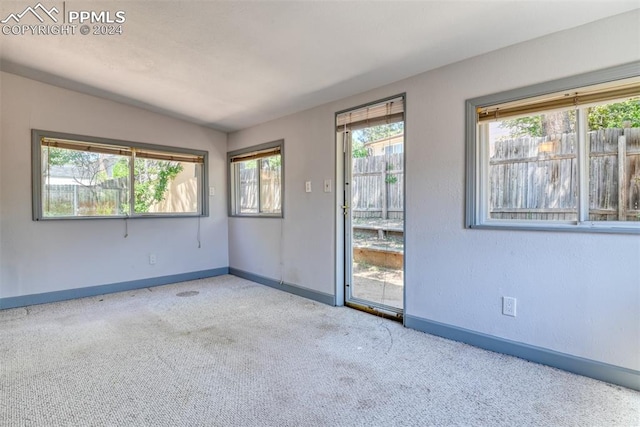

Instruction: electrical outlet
[209,186,215,196]
[149,254,157,265]
[502,296,516,317]
[305,181,312,192]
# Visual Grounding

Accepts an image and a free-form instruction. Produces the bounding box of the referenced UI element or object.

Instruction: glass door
[338,96,405,319]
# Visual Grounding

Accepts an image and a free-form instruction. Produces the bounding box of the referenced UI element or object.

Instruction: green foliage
[353,122,404,144]
[96,157,184,213]
[47,147,107,168]
[47,147,183,215]
[95,200,118,216]
[45,148,104,186]
[500,110,576,137]
[241,159,257,169]
[588,99,640,129]
[133,159,183,213]
[500,116,543,137]
[352,142,370,158]
[500,100,639,137]
[239,156,282,171]
[262,155,281,170]
[112,160,129,178]
[352,122,404,158]
[48,147,82,166]
[43,201,73,217]
[385,163,398,184]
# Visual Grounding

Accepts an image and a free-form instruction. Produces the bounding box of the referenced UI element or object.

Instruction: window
[384,143,403,155]
[466,63,640,233]
[32,130,208,220]
[228,140,283,217]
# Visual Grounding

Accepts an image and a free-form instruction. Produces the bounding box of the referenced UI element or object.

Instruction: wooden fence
[239,167,281,213]
[490,128,640,221]
[352,152,403,219]
[43,181,126,216]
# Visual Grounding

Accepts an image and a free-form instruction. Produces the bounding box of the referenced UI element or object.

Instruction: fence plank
[489,128,639,221]
[619,135,627,220]
[352,153,404,219]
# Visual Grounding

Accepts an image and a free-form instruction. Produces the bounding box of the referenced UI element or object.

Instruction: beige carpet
[1,275,638,426]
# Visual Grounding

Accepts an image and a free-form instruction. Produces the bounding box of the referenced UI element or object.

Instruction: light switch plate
[324,179,331,193]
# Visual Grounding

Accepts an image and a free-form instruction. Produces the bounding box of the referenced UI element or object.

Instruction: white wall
[228,106,337,295]
[228,11,640,371]
[0,73,3,298]
[0,72,229,299]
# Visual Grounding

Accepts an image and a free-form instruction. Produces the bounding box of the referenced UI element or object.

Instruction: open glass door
[338,96,405,320]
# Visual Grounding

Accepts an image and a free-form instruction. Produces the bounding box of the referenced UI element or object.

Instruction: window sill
[469,221,640,235]
[229,214,283,219]
[37,213,206,220]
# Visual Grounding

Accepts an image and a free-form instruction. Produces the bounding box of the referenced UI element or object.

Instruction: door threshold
[345,301,403,322]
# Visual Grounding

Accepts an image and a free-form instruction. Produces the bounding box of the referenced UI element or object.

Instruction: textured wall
[228,106,337,295]
[228,11,640,370]
[0,72,229,298]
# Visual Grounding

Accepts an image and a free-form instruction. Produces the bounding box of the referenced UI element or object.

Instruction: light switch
[324,179,332,193]
[305,181,312,193]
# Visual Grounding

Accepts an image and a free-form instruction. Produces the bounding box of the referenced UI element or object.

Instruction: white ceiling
[1,1,638,132]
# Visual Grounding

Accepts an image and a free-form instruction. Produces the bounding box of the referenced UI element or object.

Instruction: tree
[47,147,183,214]
[352,141,370,158]
[45,147,123,214]
[47,148,111,186]
[588,99,640,129]
[351,122,404,158]
[499,115,543,138]
[113,158,183,213]
[500,99,639,137]
[500,111,575,138]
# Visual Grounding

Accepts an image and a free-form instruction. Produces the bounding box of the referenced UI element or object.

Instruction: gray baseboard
[229,268,335,306]
[0,267,229,310]
[405,315,640,391]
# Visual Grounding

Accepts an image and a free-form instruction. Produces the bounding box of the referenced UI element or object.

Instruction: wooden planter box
[353,247,403,270]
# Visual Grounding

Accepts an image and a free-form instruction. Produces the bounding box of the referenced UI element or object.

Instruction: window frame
[465,62,640,234]
[384,143,403,155]
[32,129,209,220]
[227,139,284,218]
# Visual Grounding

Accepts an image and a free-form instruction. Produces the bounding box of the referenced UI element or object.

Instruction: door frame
[334,93,407,321]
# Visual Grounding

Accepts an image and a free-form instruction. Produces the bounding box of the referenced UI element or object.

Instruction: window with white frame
[228,140,283,217]
[466,63,640,233]
[384,143,403,155]
[32,130,208,220]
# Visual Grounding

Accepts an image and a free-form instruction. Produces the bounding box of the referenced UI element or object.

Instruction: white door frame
[334,94,407,321]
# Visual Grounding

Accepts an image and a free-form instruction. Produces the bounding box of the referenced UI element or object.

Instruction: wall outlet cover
[502,296,517,317]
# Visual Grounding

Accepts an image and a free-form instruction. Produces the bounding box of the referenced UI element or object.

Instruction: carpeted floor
[1,275,638,426]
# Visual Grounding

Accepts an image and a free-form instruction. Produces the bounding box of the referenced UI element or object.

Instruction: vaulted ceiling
[1,1,637,132]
